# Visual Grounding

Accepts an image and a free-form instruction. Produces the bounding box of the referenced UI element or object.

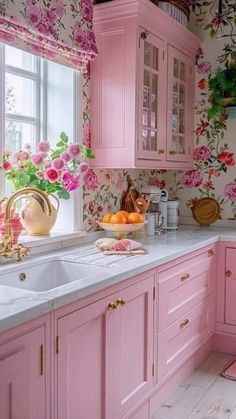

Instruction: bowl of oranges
[97,211,146,239]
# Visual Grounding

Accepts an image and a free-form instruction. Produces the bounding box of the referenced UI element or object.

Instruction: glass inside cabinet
[139,34,161,157]
[170,57,187,155]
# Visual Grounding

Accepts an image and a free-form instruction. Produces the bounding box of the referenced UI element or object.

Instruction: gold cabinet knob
[208,249,214,256]
[169,150,176,155]
[180,319,190,329]
[181,273,190,282]
[107,302,118,312]
[116,298,126,307]
[225,270,232,277]
[158,149,165,154]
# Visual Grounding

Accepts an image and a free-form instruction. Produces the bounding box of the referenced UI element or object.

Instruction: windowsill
[19,230,87,249]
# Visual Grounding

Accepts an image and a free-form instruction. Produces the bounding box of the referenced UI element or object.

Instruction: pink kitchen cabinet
[91,0,200,169]
[225,247,236,326]
[0,323,48,419]
[56,274,154,419]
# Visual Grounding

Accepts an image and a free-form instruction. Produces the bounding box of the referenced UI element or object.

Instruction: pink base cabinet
[214,242,236,354]
[0,244,223,419]
[56,273,154,419]
[0,315,50,419]
[90,0,200,169]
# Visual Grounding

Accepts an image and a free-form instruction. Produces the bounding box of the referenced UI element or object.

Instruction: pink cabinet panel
[159,250,215,330]
[56,294,116,419]
[0,326,46,419]
[225,247,236,325]
[114,276,154,417]
[56,273,154,419]
[157,295,215,383]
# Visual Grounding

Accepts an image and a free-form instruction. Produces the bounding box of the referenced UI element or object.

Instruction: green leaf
[83,148,95,159]
[60,132,68,143]
[57,189,70,200]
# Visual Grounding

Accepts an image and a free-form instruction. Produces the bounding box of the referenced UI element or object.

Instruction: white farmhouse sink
[0,260,101,292]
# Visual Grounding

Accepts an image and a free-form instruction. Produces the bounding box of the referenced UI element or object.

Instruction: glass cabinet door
[167,46,192,162]
[137,29,166,161]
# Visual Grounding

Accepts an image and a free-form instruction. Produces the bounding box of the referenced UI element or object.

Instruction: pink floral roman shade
[0,0,97,70]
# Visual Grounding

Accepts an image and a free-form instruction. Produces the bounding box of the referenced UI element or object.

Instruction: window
[0,44,83,232]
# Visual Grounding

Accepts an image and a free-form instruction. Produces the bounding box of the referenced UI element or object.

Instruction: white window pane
[5,45,36,72]
[5,120,36,153]
[5,73,36,117]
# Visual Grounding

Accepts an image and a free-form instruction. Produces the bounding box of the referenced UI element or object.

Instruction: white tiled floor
[153,352,236,419]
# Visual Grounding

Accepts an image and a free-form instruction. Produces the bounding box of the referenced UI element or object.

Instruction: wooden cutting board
[192,198,220,226]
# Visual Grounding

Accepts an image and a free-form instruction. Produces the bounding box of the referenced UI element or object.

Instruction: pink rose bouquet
[1,132,94,200]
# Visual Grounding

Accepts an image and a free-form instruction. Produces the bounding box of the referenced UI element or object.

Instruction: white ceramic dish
[97,221,146,239]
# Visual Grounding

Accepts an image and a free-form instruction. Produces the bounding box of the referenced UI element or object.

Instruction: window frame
[0,44,84,233]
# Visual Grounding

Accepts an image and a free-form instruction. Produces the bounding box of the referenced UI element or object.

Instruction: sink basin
[0,260,101,292]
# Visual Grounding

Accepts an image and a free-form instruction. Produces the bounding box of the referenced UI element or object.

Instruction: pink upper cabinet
[90,0,200,169]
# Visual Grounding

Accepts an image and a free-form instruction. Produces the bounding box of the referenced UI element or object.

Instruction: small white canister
[167,200,179,230]
[145,213,156,236]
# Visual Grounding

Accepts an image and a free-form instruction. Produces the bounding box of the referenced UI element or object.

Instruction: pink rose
[193,146,211,162]
[225,182,236,201]
[52,158,65,170]
[62,171,79,192]
[38,141,49,153]
[2,161,12,171]
[26,5,41,24]
[83,168,98,191]
[44,168,59,183]
[78,162,89,173]
[68,144,81,157]
[197,62,212,74]
[31,152,45,166]
[61,152,72,163]
[183,170,203,188]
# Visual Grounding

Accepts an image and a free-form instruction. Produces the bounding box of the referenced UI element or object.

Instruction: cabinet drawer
[158,295,215,382]
[158,249,215,330]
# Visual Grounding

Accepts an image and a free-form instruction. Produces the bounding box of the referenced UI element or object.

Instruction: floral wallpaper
[83,2,236,231]
[168,5,236,223]
[0,0,97,70]
[83,169,167,231]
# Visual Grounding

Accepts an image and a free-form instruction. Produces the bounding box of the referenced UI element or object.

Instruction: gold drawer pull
[180,319,190,329]
[208,249,214,256]
[116,298,126,307]
[107,302,118,312]
[181,273,190,282]
[158,149,165,154]
[225,270,232,277]
[169,150,176,155]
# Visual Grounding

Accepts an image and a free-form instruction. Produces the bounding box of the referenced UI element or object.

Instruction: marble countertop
[1,226,236,334]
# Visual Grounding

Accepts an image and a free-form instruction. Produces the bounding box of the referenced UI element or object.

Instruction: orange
[116,210,129,220]
[127,212,144,224]
[110,213,127,224]
[102,213,113,223]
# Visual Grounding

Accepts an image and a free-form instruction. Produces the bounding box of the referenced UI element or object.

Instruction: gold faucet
[0,187,53,261]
